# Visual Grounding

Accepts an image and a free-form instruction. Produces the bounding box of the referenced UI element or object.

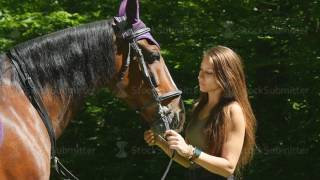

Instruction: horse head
[110,0,185,135]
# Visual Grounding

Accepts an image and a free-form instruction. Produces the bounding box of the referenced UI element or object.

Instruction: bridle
[113,16,184,180]
[113,16,183,132]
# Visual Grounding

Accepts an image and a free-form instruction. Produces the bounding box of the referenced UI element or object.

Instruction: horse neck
[22,46,113,138]
[40,89,87,138]
[0,55,80,138]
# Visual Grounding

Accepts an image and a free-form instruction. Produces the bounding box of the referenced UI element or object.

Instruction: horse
[0,17,185,179]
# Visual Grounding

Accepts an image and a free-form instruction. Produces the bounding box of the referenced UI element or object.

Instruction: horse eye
[146,52,160,64]
[150,52,160,61]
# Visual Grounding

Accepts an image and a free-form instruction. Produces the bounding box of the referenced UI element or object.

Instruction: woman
[144,46,256,180]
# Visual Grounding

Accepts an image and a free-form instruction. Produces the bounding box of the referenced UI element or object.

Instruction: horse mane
[2,19,115,97]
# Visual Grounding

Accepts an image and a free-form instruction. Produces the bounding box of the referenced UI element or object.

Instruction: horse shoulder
[0,86,51,179]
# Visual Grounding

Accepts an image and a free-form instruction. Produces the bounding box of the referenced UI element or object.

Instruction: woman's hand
[164,130,193,158]
[144,129,159,146]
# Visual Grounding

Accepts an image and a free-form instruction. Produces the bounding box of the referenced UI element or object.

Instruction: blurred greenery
[1,0,319,179]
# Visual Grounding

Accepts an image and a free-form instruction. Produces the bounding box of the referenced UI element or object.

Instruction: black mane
[4,19,115,97]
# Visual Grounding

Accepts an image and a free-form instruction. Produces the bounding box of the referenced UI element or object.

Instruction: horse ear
[118,0,140,24]
[118,0,127,16]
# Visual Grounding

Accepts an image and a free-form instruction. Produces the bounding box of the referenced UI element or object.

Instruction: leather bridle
[113,16,183,133]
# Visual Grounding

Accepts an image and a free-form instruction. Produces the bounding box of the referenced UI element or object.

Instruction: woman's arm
[156,135,191,168]
[166,102,246,177]
[144,130,191,168]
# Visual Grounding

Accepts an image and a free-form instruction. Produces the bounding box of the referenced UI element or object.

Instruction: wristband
[190,147,202,161]
[194,147,202,158]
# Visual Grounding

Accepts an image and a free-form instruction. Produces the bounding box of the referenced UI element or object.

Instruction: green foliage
[1,0,319,179]
[0,9,86,52]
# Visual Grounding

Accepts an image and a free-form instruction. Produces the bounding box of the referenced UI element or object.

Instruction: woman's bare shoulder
[227,101,245,128]
[228,101,242,114]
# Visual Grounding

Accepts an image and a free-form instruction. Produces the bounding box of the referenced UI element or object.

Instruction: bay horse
[0,18,185,179]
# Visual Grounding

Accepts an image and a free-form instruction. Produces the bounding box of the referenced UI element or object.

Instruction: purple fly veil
[118,0,160,48]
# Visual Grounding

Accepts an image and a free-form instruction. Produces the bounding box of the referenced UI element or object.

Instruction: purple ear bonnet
[118,0,160,47]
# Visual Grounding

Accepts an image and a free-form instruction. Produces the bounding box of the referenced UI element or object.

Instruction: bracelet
[194,147,202,158]
[190,146,202,161]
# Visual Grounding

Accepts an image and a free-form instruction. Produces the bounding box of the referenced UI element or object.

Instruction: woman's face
[198,56,221,93]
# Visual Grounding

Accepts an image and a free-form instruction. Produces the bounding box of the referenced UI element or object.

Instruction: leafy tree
[1,0,319,179]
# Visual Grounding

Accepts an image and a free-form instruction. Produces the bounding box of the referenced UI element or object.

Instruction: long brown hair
[188,46,256,177]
